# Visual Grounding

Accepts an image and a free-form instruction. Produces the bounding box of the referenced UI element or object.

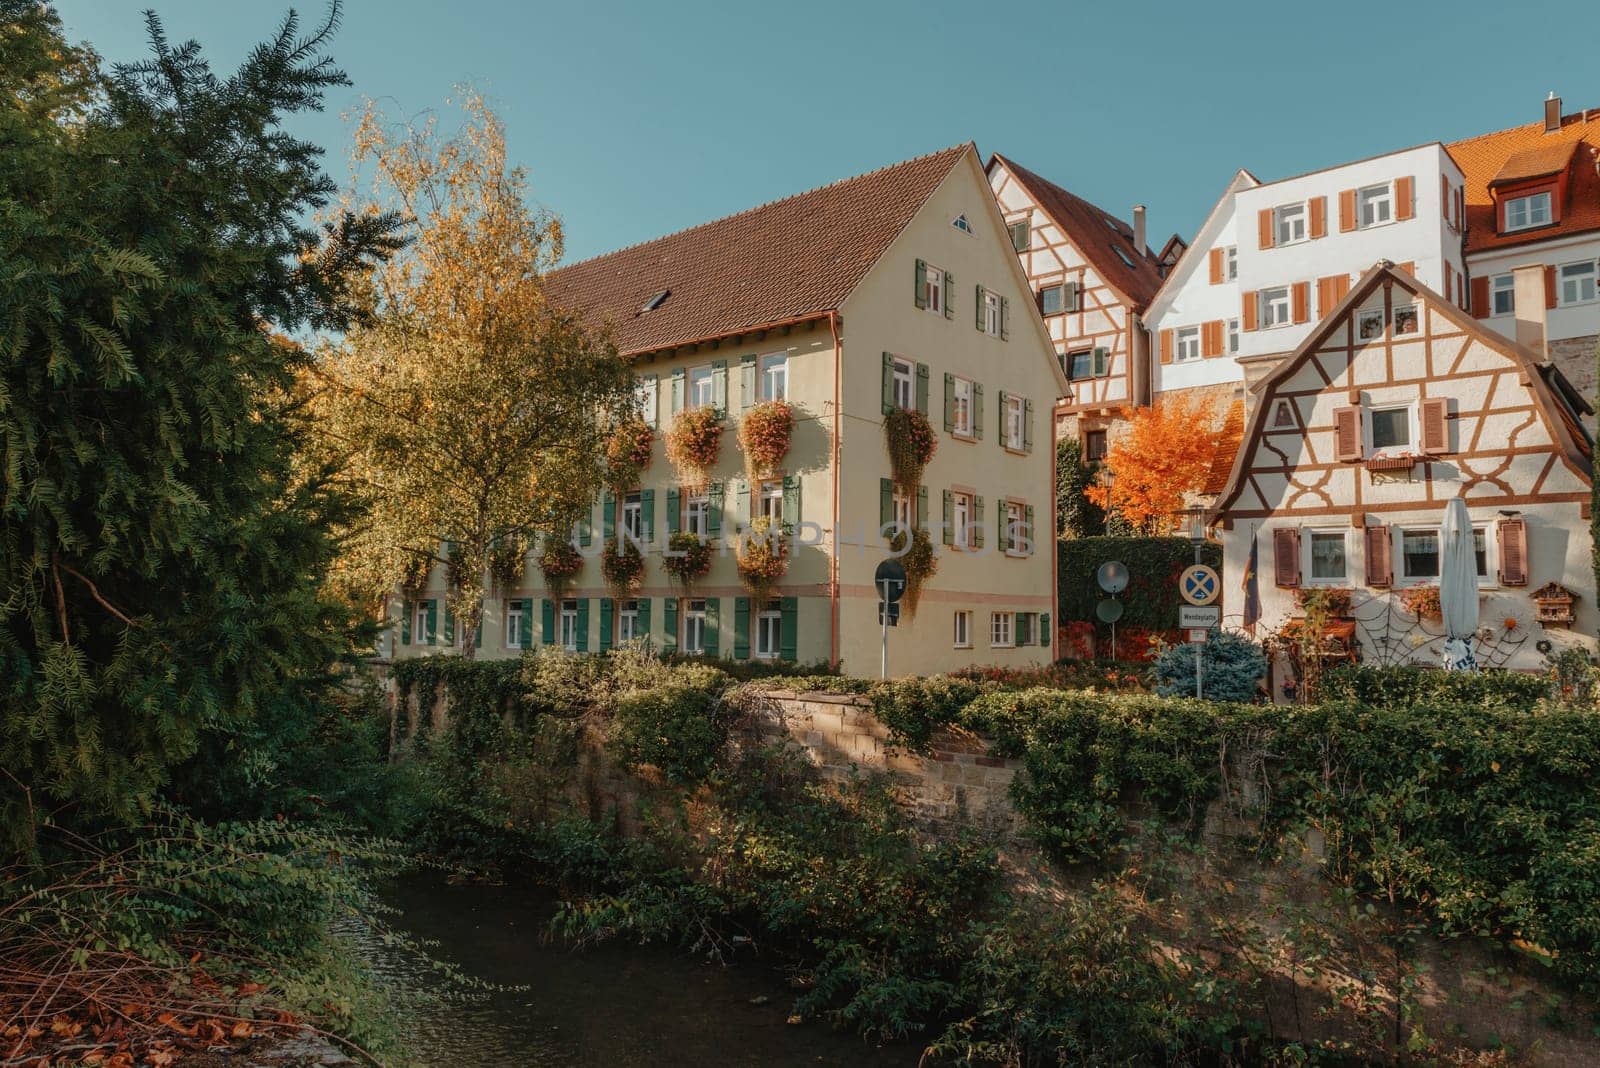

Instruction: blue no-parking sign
[1179,564,1220,607]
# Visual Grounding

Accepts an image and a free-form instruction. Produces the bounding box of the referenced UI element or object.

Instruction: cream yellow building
[390,144,1066,676]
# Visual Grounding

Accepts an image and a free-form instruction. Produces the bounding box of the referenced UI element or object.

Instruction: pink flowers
[738,401,793,477]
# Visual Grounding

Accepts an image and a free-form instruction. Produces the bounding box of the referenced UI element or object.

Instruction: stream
[352,871,918,1066]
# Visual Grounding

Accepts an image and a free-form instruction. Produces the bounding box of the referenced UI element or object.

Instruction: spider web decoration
[1348,594,1530,669]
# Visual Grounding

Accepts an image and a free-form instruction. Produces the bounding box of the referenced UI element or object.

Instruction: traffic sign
[874,558,907,604]
[1178,605,1220,628]
[1096,561,1129,594]
[1095,598,1124,623]
[1186,628,1209,643]
[1179,564,1220,606]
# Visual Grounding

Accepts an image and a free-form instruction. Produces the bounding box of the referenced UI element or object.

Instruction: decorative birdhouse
[1531,582,1576,628]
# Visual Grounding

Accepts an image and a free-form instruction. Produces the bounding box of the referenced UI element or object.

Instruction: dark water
[355,872,917,1067]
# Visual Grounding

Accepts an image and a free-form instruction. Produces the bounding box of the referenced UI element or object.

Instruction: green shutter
[782,475,801,533]
[1039,613,1051,645]
[636,598,652,649]
[1016,613,1032,646]
[943,373,956,432]
[639,373,658,427]
[997,390,1009,445]
[881,352,895,414]
[474,608,481,648]
[915,363,929,416]
[641,489,655,544]
[1024,399,1034,453]
[1025,506,1035,554]
[740,353,756,408]
[400,600,411,645]
[917,485,928,531]
[541,599,554,645]
[426,600,438,646]
[703,598,720,658]
[1064,281,1079,312]
[707,480,723,536]
[734,597,751,659]
[666,487,681,534]
[972,384,984,439]
[880,477,894,530]
[779,597,799,662]
[578,506,593,547]
[1000,296,1010,340]
[670,368,685,414]
[942,490,954,545]
[711,359,728,415]
[1093,347,1108,376]
[442,603,453,646]
[576,599,590,652]
[974,497,985,548]
[914,259,928,309]
[662,597,679,653]
[943,270,955,319]
[998,501,1007,550]
[603,491,616,541]
[599,598,614,653]
[975,284,986,330]
[736,479,751,527]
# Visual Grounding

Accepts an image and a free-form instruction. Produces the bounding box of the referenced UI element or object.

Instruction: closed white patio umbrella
[1439,496,1479,671]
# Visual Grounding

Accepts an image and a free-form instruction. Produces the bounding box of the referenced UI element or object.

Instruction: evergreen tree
[1153,630,1267,703]
[0,3,402,843]
[1056,437,1105,539]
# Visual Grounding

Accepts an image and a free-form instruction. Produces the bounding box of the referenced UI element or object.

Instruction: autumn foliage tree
[1085,395,1221,535]
[311,94,634,656]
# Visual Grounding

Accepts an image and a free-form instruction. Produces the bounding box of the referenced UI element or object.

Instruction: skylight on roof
[640,290,670,313]
[1113,246,1137,269]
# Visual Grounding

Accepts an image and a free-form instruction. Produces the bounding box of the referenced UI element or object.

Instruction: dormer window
[1503,191,1552,232]
[641,290,670,313]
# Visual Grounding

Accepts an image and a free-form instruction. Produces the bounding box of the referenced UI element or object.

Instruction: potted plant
[736,516,789,604]
[666,407,724,480]
[883,407,937,495]
[738,400,793,481]
[662,531,713,591]
[1400,584,1442,620]
[539,539,583,600]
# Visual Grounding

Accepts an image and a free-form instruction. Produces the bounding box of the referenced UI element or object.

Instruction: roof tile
[1447,109,1600,252]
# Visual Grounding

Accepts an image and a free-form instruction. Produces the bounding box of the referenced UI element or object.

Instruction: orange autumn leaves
[1084,395,1222,535]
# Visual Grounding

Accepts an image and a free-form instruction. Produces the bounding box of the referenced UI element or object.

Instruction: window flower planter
[738,400,793,480]
[1364,452,1419,473]
[606,418,654,488]
[662,531,713,591]
[736,516,789,604]
[666,407,724,480]
[884,407,937,495]
[601,540,645,596]
[539,540,583,600]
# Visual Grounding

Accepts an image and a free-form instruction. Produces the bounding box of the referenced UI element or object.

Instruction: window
[1005,394,1025,450]
[1009,219,1030,252]
[1370,406,1412,451]
[1272,400,1295,427]
[1225,246,1237,280]
[983,289,1002,336]
[622,491,644,542]
[618,600,639,643]
[952,214,974,234]
[760,353,788,401]
[1393,304,1419,336]
[635,378,658,426]
[922,264,945,314]
[1113,246,1137,269]
[560,599,579,652]
[1491,273,1514,316]
[1398,527,1488,582]
[953,491,973,549]
[1357,308,1386,340]
[1005,500,1025,554]
[1039,284,1066,316]
[1504,191,1552,232]
[989,611,1013,648]
[685,490,710,537]
[641,290,670,312]
[953,610,971,648]
[952,378,974,436]
[683,599,706,655]
[506,600,525,649]
[1084,429,1107,461]
[892,357,914,410]
[891,491,912,532]
[1227,318,1240,354]
[1559,261,1597,306]
[1273,202,1307,245]
[758,479,784,524]
[1261,286,1292,328]
[689,365,715,409]
[1066,349,1095,380]
[412,602,429,645]
[755,600,781,659]
[1175,326,1202,361]
[1357,183,1393,228]
[1307,531,1347,583]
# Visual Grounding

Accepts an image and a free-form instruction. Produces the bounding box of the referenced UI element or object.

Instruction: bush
[868,675,990,750]
[609,683,728,785]
[1319,663,1549,711]
[1152,630,1267,702]
[1057,536,1221,634]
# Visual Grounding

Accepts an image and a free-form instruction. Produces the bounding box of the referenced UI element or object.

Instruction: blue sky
[54,0,1598,264]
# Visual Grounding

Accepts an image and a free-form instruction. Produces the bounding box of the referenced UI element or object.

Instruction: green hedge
[1319,663,1547,711]
[1057,536,1221,631]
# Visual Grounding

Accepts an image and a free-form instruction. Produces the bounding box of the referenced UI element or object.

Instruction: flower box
[1364,453,1419,473]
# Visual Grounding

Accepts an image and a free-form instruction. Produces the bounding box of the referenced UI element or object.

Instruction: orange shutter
[1364,525,1392,587]
[1258,209,1274,249]
[1545,266,1558,309]
[1200,320,1220,357]
[1208,248,1224,285]
[1497,518,1528,586]
[1419,397,1449,454]
[1316,276,1350,316]
[1273,528,1301,588]
[1441,175,1449,219]
[1159,328,1174,364]
[1395,175,1415,220]
[1309,196,1327,239]
[1470,276,1490,318]
[1241,291,1259,332]
[1331,273,1351,305]
[1333,406,1362,461]
[1443,262,1454,305]
[1291,281,1310,324]
[1338,189,1357,232]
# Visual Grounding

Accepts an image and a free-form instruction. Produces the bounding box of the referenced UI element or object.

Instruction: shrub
[1057,536,1221,634]
[1152,630,1266,702]
[609,682,728,784]
[1055,436,1105,539]
[868,675,989,751]
[1319,663,1547,712]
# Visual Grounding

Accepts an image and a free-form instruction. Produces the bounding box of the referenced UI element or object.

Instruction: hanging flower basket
[666,407,724,480]
[739,400,794,480]
[1400,584,1442,620]
[400,553,431,601]
[606,418,655,488]
[662,531,713,590]
[488,534,527,593]
[602,540,645,597]
[539,539,583,600]
[737,516,789,604]
[884,407,937,495]
[889,526,938,619]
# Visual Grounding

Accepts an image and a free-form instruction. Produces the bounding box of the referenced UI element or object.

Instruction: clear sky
[53,0,1599,264]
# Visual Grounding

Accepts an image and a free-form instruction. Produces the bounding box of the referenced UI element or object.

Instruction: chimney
[1511,263,1549,359]
[1545,92,1562,133]
[1131,205,1147,253]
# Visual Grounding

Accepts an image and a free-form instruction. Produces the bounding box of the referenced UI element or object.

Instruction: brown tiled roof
[1490,140,1579,186]
[1202,399,1244,496]
[988,153,1166,310]
[544,145,972,355]
[1447,108,1600,252]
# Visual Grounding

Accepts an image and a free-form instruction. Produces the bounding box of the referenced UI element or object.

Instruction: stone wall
[1549,334,1597,429]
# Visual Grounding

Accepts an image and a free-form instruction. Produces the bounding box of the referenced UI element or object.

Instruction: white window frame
[1304,529,1349,585]
[412,602,429,645]
[618,600,639,643]
[892,491,912,532]
[688,365,715,409]
[983,288,1002,336]
[1396,526,1491,586]
[559,599,579,652]
[1261,286,1292,328]
[1504,191,1552,232]
[953,609,971,649]
[923,264,945,315]
[1393,303,1419,336]
[1559,260,1597,306]
[1226,318,1240,355]
[1366,402,1415,455]
[1005,500,1024,554]
[892,357,914,411]
[683,599,707,656]
[989,611,1013,648]
[1039,284,1066,316]
[1175,326,1202,361]
[952,377,974,437]
[1357,308,1386,340]
[755,479,783,525]
[685,491,710,537]
[1273,202,1307,246]
[1225,245,1238,280]
[622,491,644,542]
[755,601,781,659]
[1491,273,1514,317]
[760,352,788,401]
[507,601,525,650]
[1357,182,1394,229]
[953,491,972,550]
[1004,394,1025,451]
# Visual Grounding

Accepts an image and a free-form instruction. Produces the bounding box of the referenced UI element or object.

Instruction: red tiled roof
[544,145,972,355]
[1447,108,1600,252]
[988,153,1166,310]
[1202,399,1244,495]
